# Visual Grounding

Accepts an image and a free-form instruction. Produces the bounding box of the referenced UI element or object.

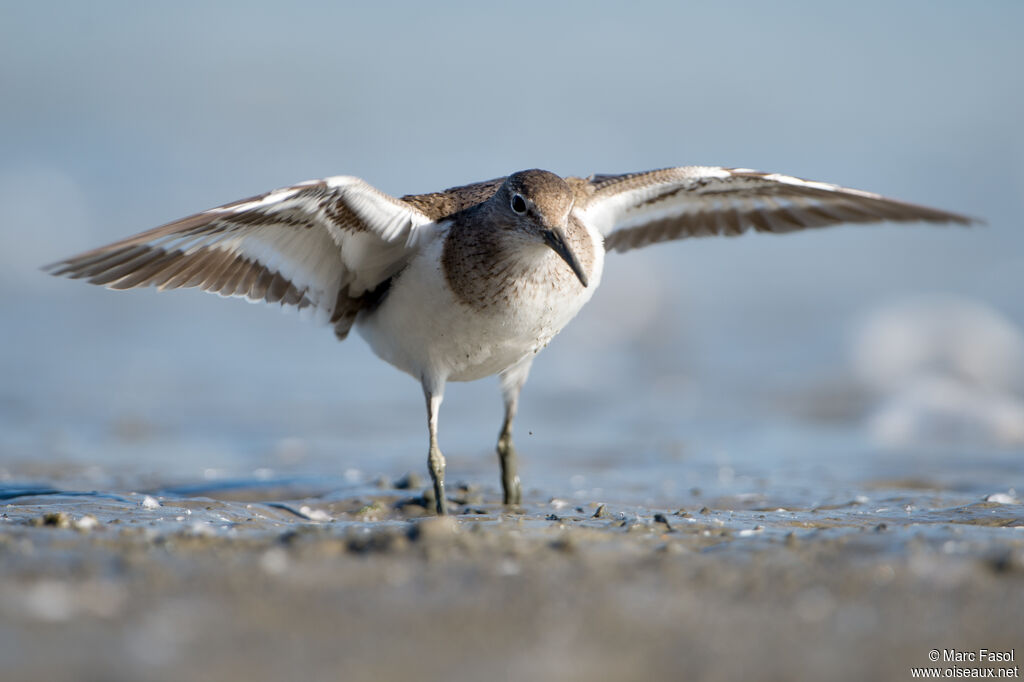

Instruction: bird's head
[493,169,588,287]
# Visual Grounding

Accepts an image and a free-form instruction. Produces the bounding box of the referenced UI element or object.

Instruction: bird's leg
[497,359,533,506]
[423,384,448,515]
[496,399,521,505]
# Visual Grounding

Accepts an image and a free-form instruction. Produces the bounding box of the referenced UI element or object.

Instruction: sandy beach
[2,475,1022,682]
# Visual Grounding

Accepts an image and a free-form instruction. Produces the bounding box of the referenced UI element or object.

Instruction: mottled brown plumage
[437,170,594,311]
[582,167,975,253]
[400,178,504,221]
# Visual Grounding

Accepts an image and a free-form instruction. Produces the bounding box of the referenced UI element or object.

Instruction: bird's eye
[510,193,527,215]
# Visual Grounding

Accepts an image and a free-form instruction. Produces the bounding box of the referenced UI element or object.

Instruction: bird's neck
[441,206,595,312]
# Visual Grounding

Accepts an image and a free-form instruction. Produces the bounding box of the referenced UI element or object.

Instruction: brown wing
[46,176,435,339]
[572,167,978,253]
[400,177,505,221]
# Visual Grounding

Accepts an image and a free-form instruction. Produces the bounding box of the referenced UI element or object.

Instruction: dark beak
[542,228,589,287]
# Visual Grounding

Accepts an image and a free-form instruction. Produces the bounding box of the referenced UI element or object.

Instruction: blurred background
[2,0,1022,502]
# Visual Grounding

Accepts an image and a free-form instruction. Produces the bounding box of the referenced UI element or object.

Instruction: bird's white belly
[356,239,603,384]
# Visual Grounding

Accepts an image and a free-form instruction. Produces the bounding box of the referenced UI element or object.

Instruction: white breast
[357,226,605,386]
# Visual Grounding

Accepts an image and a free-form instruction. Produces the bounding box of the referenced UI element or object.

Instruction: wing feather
[46,176,435,339]
[574,167,978,253]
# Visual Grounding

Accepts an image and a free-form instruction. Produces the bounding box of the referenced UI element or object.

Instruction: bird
[46,166,975,514]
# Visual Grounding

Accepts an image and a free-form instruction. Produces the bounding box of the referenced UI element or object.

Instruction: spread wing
[45,176,435,339]
[573,167,977,253]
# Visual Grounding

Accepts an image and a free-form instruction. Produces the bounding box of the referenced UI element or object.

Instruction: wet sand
[2,477,1022,682]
